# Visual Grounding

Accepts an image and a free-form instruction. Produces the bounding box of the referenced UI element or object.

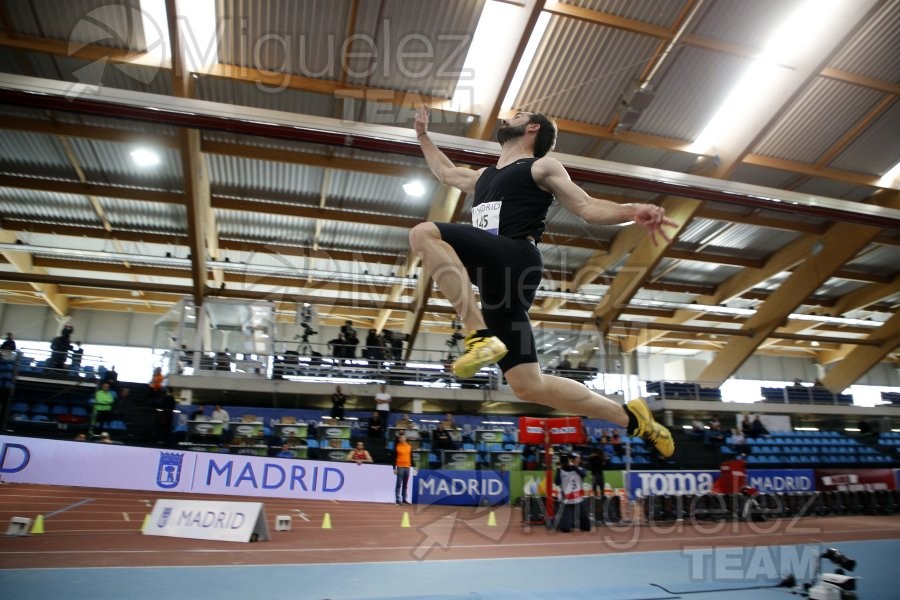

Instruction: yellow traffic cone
[487,510,497,527]
[30,514,45,535]
[400,512,410,528]
[140,514,151,533]
[321,513,332,529]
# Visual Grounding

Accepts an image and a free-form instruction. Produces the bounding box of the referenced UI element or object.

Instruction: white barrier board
[143,499,269,543]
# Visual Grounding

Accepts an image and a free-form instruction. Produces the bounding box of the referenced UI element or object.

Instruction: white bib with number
[471,201,502,235]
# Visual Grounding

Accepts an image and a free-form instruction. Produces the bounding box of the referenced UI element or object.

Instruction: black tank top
[472,157,554,243]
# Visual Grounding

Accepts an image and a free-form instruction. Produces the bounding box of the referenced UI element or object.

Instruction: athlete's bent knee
[509,379,545,404]
[409,222,440,253]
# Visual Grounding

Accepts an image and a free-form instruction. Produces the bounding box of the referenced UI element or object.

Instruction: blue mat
[349,585,676,600]
[652,579,785,594]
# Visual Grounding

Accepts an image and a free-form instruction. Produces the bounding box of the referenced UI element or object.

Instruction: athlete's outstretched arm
[534,157,678,245]
[414,106,482,194]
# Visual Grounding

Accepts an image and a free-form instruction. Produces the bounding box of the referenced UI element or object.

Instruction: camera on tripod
[804,547,857,600]
[300,322,318,342]
[447,318,465,346]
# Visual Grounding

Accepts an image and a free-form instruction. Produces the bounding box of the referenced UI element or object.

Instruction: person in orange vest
[393,433,413,505]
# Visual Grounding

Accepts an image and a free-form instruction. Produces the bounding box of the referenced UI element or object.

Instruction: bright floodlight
[403,181,426,197]
[130,148,160,167]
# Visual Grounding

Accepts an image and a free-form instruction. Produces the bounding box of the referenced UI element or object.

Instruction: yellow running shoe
[452,332,507,378]
[625,397,674,458]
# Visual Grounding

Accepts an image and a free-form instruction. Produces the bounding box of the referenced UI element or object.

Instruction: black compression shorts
[434,223,544,372]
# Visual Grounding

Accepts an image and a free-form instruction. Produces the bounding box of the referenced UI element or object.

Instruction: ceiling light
[877,160,900,189]
[500,11,551,111]
[403,181,426,197]
[130,148,160,167]
[689,0,846,155]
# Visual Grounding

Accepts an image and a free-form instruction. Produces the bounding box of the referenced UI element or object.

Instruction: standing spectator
[347,441,373,464]
[190,404,206,421]
[48,324,74,371]
[374,384,391,425]
[367,411,385,439]
[364,329,384,361]
[70,341,84,375]
[92,380,116,433]
[148,367,165,400]
[0,332,15,352]
[741,415,753,438]
[328,334,346,359]
[211,404,230,428]
[341,321,359,359]
[588,447,609,496]
[330,385,347,420]
[103,365,119,386]
[393,433,412,505]
[556,356,572,373]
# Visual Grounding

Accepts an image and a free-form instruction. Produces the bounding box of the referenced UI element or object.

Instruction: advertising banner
[441,450,477,470]
[517,416,585,444]
[0,435,395,503]
[231,422,263,438]
[509,470,625,506]
[318,425,351,440]
[489,451,522,471]
[815,469,896,492]
[628,470,718,500]
[143,499,269,543]
[273,423,308,439]
[746,469,815,493]
[473,430,505,443]
[188,420,223,436]
[414,470,509,506]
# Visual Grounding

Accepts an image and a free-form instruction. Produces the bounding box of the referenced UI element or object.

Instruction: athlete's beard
[496,121,528,146]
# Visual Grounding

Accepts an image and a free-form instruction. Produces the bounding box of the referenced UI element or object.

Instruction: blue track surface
[1,539,897,599]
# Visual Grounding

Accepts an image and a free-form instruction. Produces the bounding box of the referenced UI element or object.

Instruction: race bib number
[472,201,502,235]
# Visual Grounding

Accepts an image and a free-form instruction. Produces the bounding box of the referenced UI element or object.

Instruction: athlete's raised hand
[632,204,678,246]
[414,105,431,137]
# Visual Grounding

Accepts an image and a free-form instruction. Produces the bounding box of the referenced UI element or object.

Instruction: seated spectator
[598,435,614,457]
[367,411,385,439]
[706,414,726,445]
[275,443,296,458]
[98,432,113,444]
[730,428,750,456]
[741,415,753,438]
[395,414,418,430]
[557,356,572,372]
[691,415,706,438]
[791,378,806,388]
[346,441,374,464]
[73,432,87,442]
[432,424,455,451]
[751,415,768,438]
[609,431,625,457]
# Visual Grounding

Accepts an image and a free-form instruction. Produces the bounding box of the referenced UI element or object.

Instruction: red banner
[517,416,585,444]
[814,469,896,492]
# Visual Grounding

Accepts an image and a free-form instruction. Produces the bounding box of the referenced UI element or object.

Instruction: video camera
[299,322,318,341]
